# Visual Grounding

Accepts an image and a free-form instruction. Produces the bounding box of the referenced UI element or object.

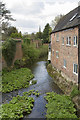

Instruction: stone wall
[51,27,78,84]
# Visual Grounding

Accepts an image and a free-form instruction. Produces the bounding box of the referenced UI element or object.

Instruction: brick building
[50,7,80,85]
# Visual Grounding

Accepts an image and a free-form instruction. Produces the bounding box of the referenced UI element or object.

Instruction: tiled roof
[51,7,80,34]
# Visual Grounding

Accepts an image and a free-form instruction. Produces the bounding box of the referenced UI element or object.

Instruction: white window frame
[73,63,78,75]
[73,36,77,46]
[66,36,71,46]
[56,33,59,42]
[56,51,59,58]
[52,50,54,56]
[63,59,66,68]
[62,37,64,45]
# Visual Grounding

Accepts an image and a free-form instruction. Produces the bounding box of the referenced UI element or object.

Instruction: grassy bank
[44,92,77,119]
[2,68,34,93]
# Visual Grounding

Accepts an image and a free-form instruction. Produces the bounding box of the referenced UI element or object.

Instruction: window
[53,50,54,56]
[66,36,71,45]
[73,64,78,75]
[62,37,64,45]
[69,13,77,22]
[73,36,77,46]
[56,33,59,41]
[56,51,59,58]
[63,59,66,68]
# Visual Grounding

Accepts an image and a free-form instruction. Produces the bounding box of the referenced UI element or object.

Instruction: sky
[2,0,79,34]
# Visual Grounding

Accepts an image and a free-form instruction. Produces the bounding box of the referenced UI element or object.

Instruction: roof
[51,7,80,34]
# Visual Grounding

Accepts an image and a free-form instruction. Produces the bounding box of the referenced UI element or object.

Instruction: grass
[44,92,78,119]
[2,68,34,93]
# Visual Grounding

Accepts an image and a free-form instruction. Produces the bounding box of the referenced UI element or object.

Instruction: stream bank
[47,63,80,118]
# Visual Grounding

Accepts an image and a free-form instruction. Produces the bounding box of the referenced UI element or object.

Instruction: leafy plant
[44,92,77,119]
[1,93,34,119]
[2,68,34,93]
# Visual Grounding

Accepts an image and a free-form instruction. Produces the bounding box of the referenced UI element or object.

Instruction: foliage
[0,1,15,40]
[23,37,30,44]
[10,31,22,38]
[44,92,77,119]
[32,80,37,85]
[22,43,48,66]
[1,93,34,119]
[51,14,64,29]
[70,86,80,98]
[2,39,16,67]
[2,68,34,93]
[14,59,26,69]
[23,89,41,97]
[43,23,52,43]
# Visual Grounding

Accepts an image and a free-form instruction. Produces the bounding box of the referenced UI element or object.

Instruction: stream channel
[2,61,63,118]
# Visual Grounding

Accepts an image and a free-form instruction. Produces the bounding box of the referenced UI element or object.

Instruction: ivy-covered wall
[2,39,23,68]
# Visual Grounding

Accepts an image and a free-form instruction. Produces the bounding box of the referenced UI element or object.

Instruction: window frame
[56,33,59,42]
[62,37,64,45]
[73,36,77,46]
[73,63,78,75]
[66,36,71,46]
[63,59,66,68]
[52,49,54,56]
[56,51,59,58]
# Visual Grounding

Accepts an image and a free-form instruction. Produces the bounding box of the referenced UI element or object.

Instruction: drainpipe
[78,2,80,90]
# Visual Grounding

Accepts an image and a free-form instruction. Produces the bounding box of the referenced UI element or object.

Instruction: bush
[14,59,25,69]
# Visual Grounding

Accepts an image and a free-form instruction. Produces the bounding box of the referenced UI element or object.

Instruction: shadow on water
[2,61,63,118]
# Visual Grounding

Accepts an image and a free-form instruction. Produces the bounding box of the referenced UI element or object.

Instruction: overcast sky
[2,0,79,34]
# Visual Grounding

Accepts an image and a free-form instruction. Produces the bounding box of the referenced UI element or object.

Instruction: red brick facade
[51,27,78,84]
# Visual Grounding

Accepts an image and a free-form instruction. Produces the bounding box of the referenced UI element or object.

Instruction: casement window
[63,59,66,68]
[52,50,54,56]
[66,36,71,45]
[73,64,78,75]
[73,36,77,46]
[56,33,59,41]
[62,37,64,45]
[56,51,59,58]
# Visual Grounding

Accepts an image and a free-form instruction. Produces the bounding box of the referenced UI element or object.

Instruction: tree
[0,1,15,40]
[36,31,43,40]
[51,14,64,29]
[43,23,52,43]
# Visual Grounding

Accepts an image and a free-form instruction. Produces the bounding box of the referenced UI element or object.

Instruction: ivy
[2,39,16,67]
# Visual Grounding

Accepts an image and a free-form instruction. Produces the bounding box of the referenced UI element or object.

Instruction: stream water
[2,61,63,118]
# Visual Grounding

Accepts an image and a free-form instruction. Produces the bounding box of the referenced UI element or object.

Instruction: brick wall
[51,27,78,84]
[2,41,23,68]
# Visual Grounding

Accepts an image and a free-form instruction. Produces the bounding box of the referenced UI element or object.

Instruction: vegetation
[22,43,48,67]
[2,68,34,93]
[51,14,64,29]
[47,64,76,95]
[1,89,41,119]
[44,92,77,119]
[1,92,34,119]
[70,86,80,98]
[2,39,16,67]
[43,23,52,43]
